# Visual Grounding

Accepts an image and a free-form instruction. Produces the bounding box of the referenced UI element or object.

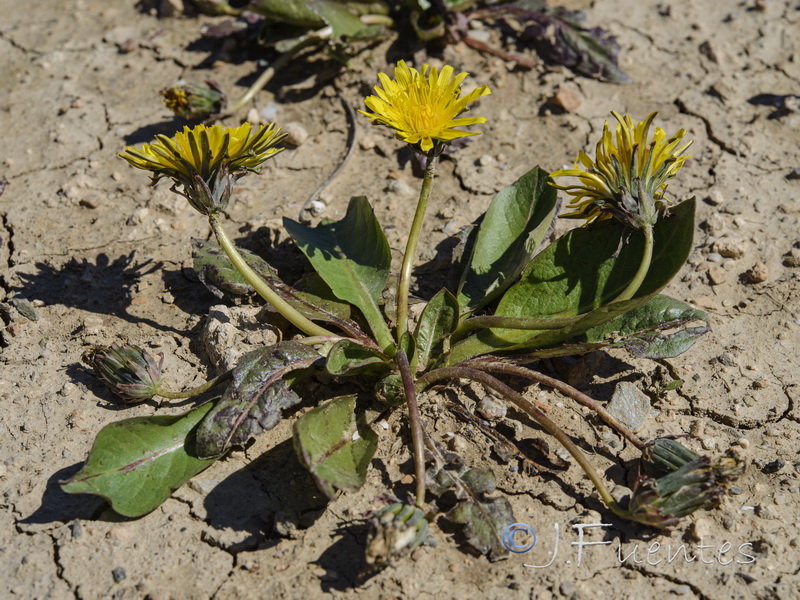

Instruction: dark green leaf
[196,342,321,459]
[293,395,378,498]
[448,496,514,561]
[326,339,390,377]
[60,402,217,517]
[247,0,326,27]
[443,200,695,364]
[310,1,384,39]
[414,288,459,370]
[284,196,394,351]
[582,294,710,359]
[192,237,271,299]
[457,167,558,312]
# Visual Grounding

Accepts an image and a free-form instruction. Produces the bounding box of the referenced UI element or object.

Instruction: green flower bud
[365,503,430,570]
[84,343,163,403]
[161,81,226,121]
[641,437,700,478]
[628,452,744,529]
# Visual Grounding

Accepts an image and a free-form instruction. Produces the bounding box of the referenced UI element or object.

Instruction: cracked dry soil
[1,1,800,599]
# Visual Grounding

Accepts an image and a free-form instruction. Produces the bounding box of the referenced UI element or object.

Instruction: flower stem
[462,359,645,449]
[157,369,233,400]
[208,214,337,338]
[453,313,584,340]
[228,29,330,115]
[417,366,627,517]
[396,152,437,342]
[396,349,427,506]
[612,225,654,303]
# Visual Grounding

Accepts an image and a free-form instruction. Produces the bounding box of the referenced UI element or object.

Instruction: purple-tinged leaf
[196,342,322,459]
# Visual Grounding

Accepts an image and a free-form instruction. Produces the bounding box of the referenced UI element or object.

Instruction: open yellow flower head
[360,60,491,153]
[120,123,285,215]
[551,111,692,227]
[121,122,285,183]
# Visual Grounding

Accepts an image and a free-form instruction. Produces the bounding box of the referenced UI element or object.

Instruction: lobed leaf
[60,402,218,517]
[195,342,322,459]
[293,395,378,498]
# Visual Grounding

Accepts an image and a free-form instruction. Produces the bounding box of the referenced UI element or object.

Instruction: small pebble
[477,396,507,421]
[559,582,576,596]
[112,567,126,583]
[705,190,726,206]
[746,261,768,283]
[282,121,309,147]
[671,585,692,595]
[713,237,746,259]
[246,108,262,124]
[708,265,727,285]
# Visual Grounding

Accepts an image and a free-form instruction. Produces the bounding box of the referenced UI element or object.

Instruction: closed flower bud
[628,451,744,529]
[365,503,430,569]
[162,81,226,121]
[84,343,164,402]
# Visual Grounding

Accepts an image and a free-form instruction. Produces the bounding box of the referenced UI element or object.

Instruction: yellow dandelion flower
[360,60,491,153]
[551,111,692,227]
[121,122,285,183]
[121,123,285,215]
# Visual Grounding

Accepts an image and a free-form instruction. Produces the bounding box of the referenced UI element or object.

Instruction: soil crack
[674,98,741,157]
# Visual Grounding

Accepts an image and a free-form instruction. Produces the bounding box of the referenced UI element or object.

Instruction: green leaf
[193,238,371,342]
[426,462,514,561]
[293,395,378,498]
[60,402,217,517]
[192,237,271,299]
[448,496,514,561]
[310,1,384,39]
[457,167,558,313]
[248,0,326,27]
[284,196,394,352]
[326,339,391,377]
[196,342,321,459]
[443,199,695,364]
[414,288,459,370]
[582,294,710,359]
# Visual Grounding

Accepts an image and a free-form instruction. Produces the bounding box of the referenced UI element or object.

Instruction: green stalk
[227,29,329,115]
[396,151,437,341]
[612,225,654,303]
[157,369,233,400]
[208,214,336,338]
[462,359,645,449]
[396,349,427,506]
[453,313,584,340]
[417,366,627,518]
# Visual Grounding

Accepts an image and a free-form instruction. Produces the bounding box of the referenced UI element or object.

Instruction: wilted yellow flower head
[360,60,491,153]
[120,123,285,215]
[551,111,692,227]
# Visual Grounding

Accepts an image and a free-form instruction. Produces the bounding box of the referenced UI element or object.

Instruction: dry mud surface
[2,1,800,599]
